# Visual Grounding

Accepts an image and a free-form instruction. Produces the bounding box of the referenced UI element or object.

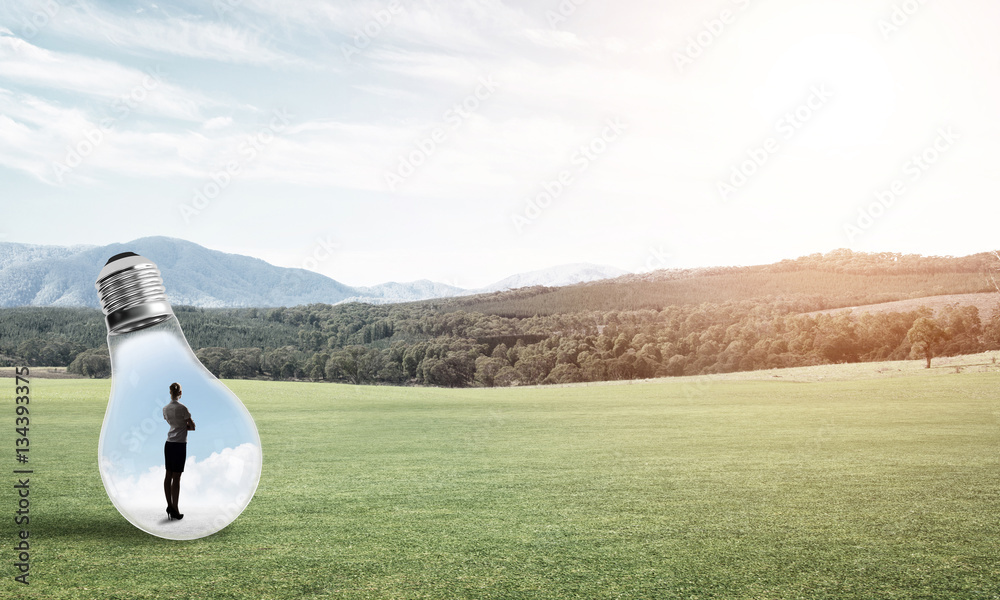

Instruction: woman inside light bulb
[163,382,195,520]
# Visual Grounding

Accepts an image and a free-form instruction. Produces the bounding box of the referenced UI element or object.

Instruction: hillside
[0,238,625,308]
[473,264,626,293]
[4,249,1000,388]
[437,250,997,316]
[0,237,356,308]
[805,292,1000,320]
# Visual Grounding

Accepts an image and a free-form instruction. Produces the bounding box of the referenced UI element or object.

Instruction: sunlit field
[4,361,1000,599]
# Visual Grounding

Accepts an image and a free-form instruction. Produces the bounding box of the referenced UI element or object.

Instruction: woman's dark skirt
[164,441,187,473]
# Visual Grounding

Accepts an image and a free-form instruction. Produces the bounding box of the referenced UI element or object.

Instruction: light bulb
[95,252,262,540]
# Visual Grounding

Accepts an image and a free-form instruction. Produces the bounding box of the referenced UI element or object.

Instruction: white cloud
[0,88,413,189]
[0,29,211,121]
[99,443,261,540]
[603,37,628,54]
[0,87,210,183]
[0,88,83,172]
[0,52,682,196]
[1,2,303,66]
[234,0,352,31]
[237,0,581,57]
[364,47,485,86]
[203,116,234,130]
[102,443,261,512]
[521,28,586,50]
[5,0,1000,282]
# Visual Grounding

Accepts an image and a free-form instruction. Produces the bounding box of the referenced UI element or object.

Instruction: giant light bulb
[95,252,262,540]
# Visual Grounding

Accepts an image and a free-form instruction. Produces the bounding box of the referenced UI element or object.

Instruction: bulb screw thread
[96,254,174,333]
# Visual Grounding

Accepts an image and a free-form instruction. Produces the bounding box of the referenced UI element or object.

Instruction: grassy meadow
[2,359,1000,599]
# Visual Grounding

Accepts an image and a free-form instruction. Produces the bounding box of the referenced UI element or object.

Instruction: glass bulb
[95,252,262,540]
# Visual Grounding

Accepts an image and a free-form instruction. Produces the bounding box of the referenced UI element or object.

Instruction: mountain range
[0,237,626,308]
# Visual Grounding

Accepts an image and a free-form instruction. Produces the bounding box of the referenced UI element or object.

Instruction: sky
[0,0,998,288]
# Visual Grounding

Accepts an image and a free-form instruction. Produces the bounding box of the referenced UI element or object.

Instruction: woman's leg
[170,473,182,513]
[164,471,173,511]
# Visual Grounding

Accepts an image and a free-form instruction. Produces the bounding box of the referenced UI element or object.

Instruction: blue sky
[1,0,998,287]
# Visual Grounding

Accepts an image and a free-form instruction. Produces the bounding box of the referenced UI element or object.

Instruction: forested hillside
[2,249,998,386]
[439,250,996,315]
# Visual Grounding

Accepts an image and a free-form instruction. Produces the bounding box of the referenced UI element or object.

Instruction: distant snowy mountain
[346,280,467,304]
[0,238,629,308]
[0,242,96,270]
[0,237,355,308]
[471,263,628,293]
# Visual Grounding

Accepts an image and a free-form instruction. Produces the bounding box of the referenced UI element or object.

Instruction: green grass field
[3,361,1000,599]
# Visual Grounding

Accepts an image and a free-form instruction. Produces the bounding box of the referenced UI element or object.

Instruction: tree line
[2,297,998,386]
[3,249,999,386]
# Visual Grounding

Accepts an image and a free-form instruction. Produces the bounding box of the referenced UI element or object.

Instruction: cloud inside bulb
[101,443,261,512]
